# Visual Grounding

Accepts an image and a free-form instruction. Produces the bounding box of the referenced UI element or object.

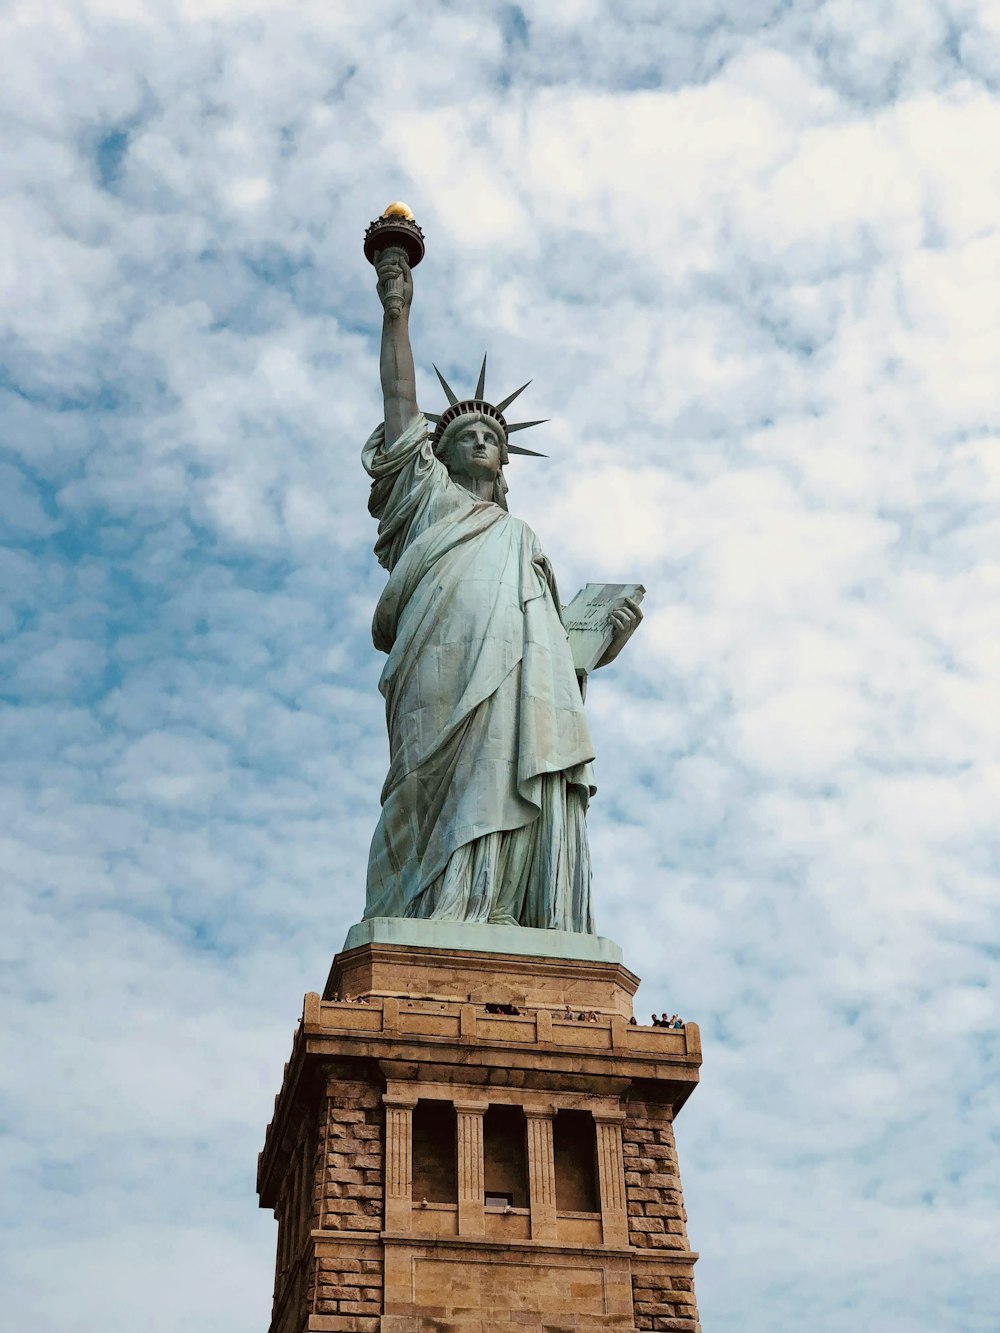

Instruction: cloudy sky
[2,1,998,1329]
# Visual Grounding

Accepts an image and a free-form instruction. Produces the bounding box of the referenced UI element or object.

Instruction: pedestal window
[411,1099,457,1204]
[553,1108,599,1213]
[483,1104,529,1209]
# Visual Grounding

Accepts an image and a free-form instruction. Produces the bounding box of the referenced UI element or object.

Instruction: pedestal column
[454,1101,487,1237]
[383,1094,416,1233]
[594,1112,629,1247]
[524,1108,558,1241]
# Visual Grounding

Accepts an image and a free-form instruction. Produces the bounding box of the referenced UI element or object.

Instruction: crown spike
[507,442,548,457]
[474,354,487,401]
[506,418,548,433]
[424,412,442,423]
[495,380,531,414]
[433,365,459,406]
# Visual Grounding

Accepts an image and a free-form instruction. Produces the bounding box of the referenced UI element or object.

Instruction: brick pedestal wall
[624,1097,700,1332]
[312,1246,383,1333]
[318,1073,384,1234]
[258,943,704,1333]
[313,1069,385,1329]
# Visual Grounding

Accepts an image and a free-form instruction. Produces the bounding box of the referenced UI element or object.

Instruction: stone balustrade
[303,992,700,1058]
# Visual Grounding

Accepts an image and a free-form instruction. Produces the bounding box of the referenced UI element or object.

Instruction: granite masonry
[258,933,701,1332]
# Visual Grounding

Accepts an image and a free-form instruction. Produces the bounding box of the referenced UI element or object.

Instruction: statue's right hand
[375,247,413,320]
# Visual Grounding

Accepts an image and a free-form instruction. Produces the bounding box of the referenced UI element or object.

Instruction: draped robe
[362,415,596,931]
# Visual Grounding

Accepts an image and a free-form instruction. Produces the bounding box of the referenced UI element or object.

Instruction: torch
[363,202,425,317]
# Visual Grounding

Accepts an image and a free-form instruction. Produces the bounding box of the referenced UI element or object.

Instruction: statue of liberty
[361,205,642,934]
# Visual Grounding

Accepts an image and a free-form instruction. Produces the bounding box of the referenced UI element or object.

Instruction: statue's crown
[426,356,547,458]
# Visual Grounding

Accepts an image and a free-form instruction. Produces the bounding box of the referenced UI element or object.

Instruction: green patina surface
[344,916,623,964]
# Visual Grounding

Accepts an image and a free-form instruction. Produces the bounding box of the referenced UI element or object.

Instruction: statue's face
[444,419,503,485]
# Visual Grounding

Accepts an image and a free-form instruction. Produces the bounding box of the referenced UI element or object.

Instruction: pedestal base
[342,917,624,964]
[259,936,702,1333]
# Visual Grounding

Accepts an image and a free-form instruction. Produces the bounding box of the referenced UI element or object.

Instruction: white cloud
[1,1,998,1330]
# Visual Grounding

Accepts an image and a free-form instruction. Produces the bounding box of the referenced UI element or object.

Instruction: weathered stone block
[646,1232,688,1249]
[351,1153,381,1170]
[644,1172,678,1188]
[338,1299,380,1315]
[327,1168,365,1184]
[324,1198,367,1215]
[309,1317,380,1332]
[627,1187,662,1203]
[645,1142,675,1157]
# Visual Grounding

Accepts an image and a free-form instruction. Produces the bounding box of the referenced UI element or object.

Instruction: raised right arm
[374,247,420,443]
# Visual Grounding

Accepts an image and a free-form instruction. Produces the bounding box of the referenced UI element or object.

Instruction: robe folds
[362,415,596,932]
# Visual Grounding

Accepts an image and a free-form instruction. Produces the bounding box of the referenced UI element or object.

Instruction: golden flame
[382,201,415,220]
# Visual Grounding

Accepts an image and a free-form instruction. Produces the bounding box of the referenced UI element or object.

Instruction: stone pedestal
[257,927,702,1333]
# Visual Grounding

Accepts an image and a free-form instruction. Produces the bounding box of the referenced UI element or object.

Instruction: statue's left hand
[595,596,644,669]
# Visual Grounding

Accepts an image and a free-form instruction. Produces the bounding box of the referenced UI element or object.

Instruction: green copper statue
[361,205,642,933]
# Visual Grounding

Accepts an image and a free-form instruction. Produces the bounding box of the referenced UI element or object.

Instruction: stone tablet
[563,583,646,674]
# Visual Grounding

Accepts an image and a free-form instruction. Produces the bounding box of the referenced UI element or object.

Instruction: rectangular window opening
[553,1109,598,1213]
[411,1099,457,1204]
[483,1104,529,1209]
